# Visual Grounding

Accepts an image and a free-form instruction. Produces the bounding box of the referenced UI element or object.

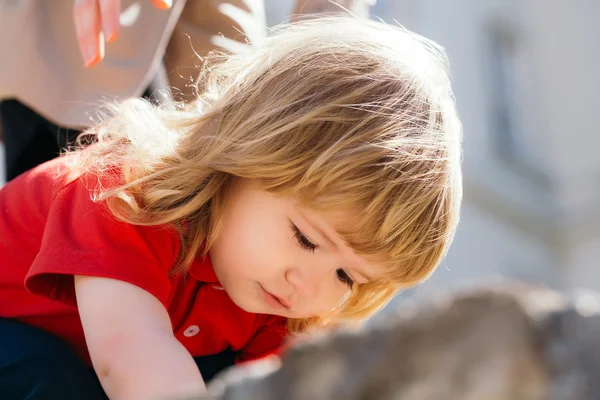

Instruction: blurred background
[1,0,599,298]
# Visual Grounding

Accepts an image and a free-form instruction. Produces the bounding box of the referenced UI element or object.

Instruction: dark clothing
[0,317,235,399]
[0,99,80,181]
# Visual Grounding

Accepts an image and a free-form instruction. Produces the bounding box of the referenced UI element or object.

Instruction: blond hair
[71,16,463,332]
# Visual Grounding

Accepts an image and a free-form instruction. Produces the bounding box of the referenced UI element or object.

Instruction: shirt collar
[189,255,219,283]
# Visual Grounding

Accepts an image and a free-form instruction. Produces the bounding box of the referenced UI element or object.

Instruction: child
[0,16,463,400]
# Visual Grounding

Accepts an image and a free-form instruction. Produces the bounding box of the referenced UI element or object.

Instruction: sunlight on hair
[66,16,463,332]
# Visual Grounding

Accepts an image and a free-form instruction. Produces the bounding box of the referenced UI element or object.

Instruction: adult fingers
[74,0,170,67]
[99,0,121,43]
[73,0,105,67]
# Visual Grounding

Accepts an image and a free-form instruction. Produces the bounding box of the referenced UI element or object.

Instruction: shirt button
[183,325,200,337]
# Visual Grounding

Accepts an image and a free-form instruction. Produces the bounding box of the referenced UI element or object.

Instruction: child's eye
[291,224,317,253]
[336,268,354,288]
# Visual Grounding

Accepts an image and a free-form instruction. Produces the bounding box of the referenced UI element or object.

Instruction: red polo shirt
[0,156,287,364]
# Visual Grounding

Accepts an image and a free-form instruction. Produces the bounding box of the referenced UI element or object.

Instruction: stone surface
[192,284,600,400]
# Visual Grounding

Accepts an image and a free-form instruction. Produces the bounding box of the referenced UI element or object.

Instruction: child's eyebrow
[354,268,376,283]
[345,251,381,283]
[299,212,338,250]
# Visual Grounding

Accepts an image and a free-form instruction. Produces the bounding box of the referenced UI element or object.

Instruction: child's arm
[75,275,206,400]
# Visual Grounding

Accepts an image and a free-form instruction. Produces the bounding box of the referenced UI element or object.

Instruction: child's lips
[261,286,291,310]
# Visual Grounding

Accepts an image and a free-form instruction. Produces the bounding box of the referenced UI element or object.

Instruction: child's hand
[72,0,172,67]
[75,275,205,399]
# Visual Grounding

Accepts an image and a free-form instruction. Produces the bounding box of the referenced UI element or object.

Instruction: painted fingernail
[86,52,101,67]
[103,20,118,43]
[85,37,105,68]
[83,45,96,66]
[106,29,118,43]
[156,0,172,9]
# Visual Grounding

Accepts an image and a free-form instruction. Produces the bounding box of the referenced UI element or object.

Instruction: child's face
[209,179,382,319]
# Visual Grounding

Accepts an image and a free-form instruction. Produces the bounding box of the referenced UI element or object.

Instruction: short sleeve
[237,316,289,363]
[25,176,180,309]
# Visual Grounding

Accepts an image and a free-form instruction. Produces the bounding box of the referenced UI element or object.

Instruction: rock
[192,284,600,400]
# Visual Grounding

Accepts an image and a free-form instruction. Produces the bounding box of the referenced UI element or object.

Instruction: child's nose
[285,267,318,298]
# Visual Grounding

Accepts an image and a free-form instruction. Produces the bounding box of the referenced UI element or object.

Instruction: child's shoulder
[1,155,71,198]
[18,156,182,308]
[1,154,113,203]
[9,154,181,263]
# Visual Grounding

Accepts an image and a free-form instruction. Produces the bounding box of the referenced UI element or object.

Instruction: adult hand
[73,0,172,67]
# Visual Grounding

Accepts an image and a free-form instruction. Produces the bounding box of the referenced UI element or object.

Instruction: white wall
[566,238,600,292]
[436,203,557,287]
[264,0,294,26]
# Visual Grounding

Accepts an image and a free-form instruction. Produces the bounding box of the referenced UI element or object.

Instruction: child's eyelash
[291,224,317,253]
[337,268,355,288]
[290,223,354,288]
